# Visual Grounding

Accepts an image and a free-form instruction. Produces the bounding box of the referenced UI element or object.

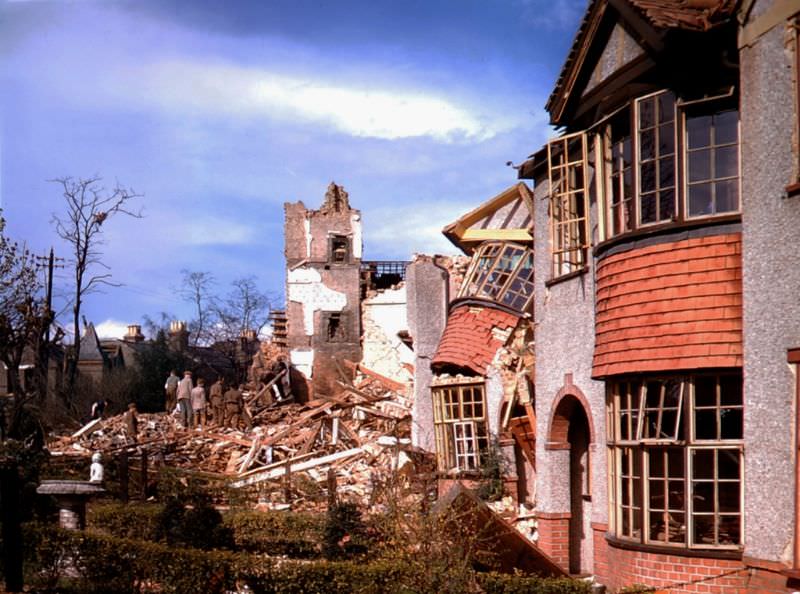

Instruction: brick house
[511,0,800,591]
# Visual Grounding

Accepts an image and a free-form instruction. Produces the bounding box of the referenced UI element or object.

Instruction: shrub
[478,572,593,594]
[154,492,234,550]
[322,501,368,560]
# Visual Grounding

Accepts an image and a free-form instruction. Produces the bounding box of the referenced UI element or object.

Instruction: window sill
[605,533,743,559]
[594,214,742,258]
[786,181,800,198]
[545,267,589,288]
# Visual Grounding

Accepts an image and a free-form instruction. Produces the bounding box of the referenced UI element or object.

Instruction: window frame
[597,90,741,243]
[547,131,591,280]
[607,373,743,551]
[458,241,534,312]
[432,382,488,473]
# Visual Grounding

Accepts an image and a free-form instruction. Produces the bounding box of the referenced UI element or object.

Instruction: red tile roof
[592,233,742,377]
[432,304,520,375]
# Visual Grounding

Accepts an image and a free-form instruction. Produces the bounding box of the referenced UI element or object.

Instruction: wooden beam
[230,447,364,488]
[460,228,533,242]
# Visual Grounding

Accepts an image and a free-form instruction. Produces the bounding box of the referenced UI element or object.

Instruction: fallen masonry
[47,364,433,512]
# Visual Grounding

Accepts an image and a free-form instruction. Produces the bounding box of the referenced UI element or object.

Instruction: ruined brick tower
[284,182,362,396]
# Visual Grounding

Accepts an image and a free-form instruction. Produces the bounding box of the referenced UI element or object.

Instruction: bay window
[598,91,740,241]
[607,373,743,549]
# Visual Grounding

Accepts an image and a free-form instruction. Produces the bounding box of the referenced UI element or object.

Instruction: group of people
[164,370,251,430]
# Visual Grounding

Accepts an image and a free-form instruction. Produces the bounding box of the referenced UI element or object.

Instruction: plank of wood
[230,447,364,487]
[72,418,102,438]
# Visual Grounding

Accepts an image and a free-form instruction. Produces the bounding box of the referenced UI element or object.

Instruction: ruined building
[284,183,363,396]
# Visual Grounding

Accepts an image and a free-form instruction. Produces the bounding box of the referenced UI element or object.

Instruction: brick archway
[546,373,595,449]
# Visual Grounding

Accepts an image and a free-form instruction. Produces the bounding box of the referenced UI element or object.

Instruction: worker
[223,382,245,430]
[176,370,193,429]
[164,370,179,413]
[209,378,225,426]
[90,398,110,420]
[124,403,139,443]
[191,378,207,430]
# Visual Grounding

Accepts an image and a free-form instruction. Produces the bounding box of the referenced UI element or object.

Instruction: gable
[442,183,534,253]
[582,22,645,97]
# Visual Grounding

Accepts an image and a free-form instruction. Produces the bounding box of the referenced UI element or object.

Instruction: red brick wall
[593,233,742,377]
[535,512,571,570]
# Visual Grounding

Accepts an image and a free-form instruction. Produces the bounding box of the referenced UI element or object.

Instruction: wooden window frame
[606,373,743,550]
[547,132,590,279]
[635,91,678,227]
[598,91,742,242]
[432,382,488,473]
[458,241,534,312]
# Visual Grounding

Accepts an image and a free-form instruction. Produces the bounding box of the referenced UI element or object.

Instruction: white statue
[89,452,104,483]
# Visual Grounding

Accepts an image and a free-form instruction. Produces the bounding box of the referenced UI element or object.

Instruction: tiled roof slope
[432,304,520,375]
[593,233,742,377]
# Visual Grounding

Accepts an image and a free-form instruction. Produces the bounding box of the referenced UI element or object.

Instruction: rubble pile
[47,368,430,510]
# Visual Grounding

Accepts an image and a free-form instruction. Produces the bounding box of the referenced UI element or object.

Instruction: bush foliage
[23,523,593,594]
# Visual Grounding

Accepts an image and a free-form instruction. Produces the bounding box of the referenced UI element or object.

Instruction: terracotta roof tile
[432,304,521,375]
[592,233,742,378]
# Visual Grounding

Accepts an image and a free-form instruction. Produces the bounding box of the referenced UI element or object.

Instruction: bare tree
[178,269,217,346]
[50,176,142,399]
[214,276,271,340]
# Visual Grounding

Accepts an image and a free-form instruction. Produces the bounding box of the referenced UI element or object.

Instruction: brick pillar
[536,511,571,570]
[591,522,609,585]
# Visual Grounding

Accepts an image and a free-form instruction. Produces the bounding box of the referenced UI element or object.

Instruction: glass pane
[693,515,715,545]
[658,92,674,124]
[715,145,738,178]
[719,482,740,513]
[650,451,665,476]
[650,480,665,507]
[668,480,685,510]
[640,129,655,161]
[695,409,718,440]
[719,515,740,545]
[659,157,675,189]
[694,376,717,407]
[639,98,654,128]
[687,114,712,149]
[622,137,632,163]
[715,110,738,145]
[669,512,686,543]
[659,123,674,155]
[692,449,714,479]
[693,482,714,512]
[640,194,656,224]
[659,189,675,221]
[668,449,684,477]
[718,450,740,479]
[720,408,742,440]
[650,511,667,541]
[622,509,630,534]
[719,376,742,406]
[689,183,712,217]
[689,149,711,182]
[715,179,738,213]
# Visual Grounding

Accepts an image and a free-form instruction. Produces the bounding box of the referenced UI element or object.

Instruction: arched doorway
[548,383,594,575]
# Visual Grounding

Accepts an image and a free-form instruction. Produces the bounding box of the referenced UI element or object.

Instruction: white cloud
[127,60,501,142]
[95,318,130,339]
[176,217,256,247]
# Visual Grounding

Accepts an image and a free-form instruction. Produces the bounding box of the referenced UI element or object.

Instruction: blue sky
[0,0,584,339]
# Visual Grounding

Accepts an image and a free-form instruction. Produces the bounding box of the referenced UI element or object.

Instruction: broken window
[602,108,634,237]
[329,235,350,264]
[432,383,488,472]
[547,132,590,278]
[324,312,347,342]
[607,373,742,549]
[458,241,534,312]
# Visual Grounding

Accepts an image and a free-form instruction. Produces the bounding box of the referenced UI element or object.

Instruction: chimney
[168,320,189,352]
[124,324,144,343]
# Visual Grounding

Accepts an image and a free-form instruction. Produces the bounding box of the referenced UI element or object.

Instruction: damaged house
[500,0,800,591]
[409,183,537,504]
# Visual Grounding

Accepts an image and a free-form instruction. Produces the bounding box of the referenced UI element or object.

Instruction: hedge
[88,502,325,557]
[23,524,593,594]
